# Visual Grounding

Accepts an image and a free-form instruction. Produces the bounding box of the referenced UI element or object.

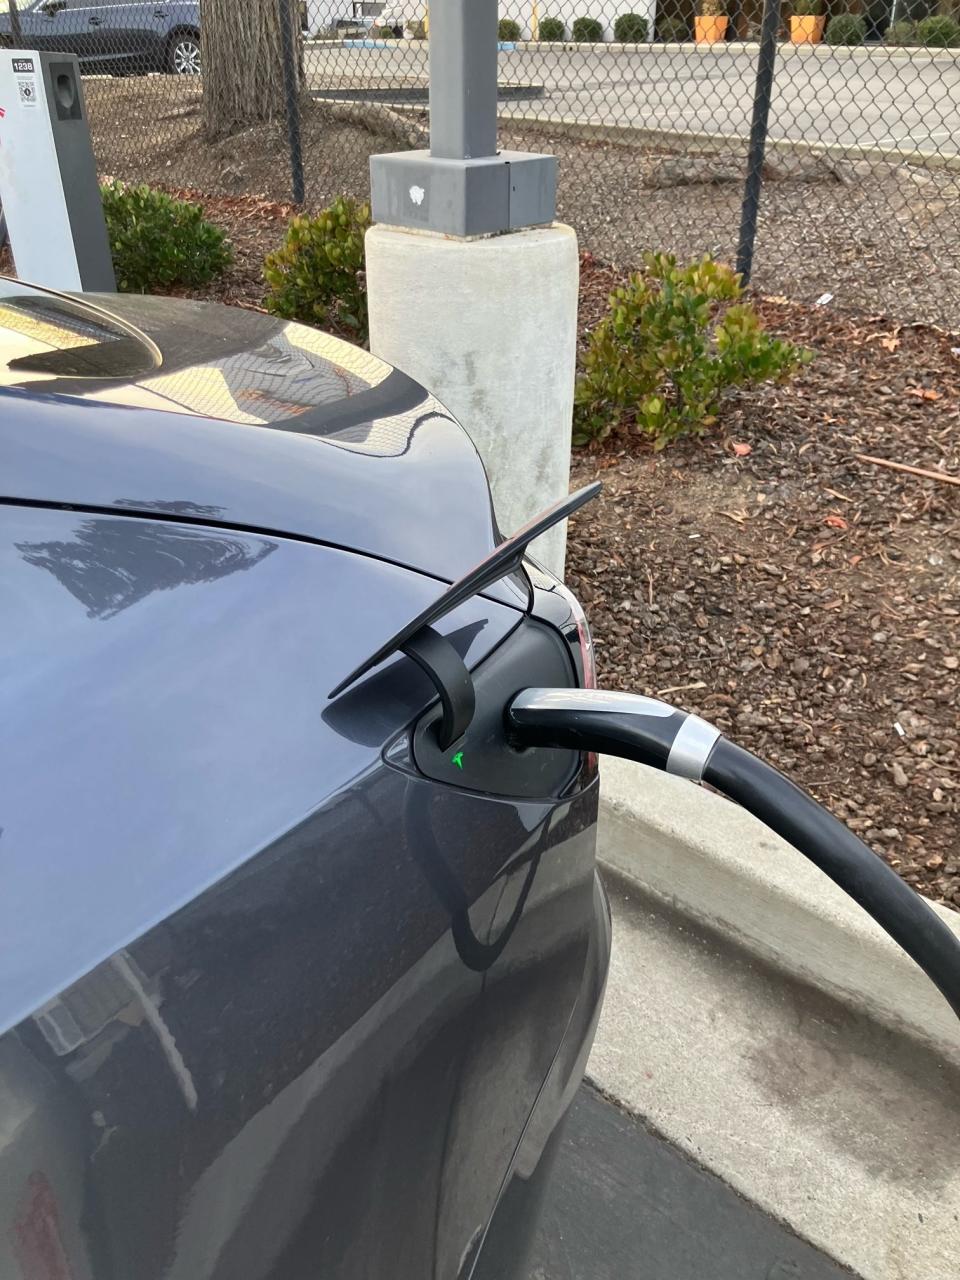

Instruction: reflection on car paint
[16,518,275,619]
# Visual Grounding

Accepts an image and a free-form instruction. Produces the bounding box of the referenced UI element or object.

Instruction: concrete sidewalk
[587,762,960,1280]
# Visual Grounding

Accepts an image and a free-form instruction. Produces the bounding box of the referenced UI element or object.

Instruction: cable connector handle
[507,688,721,781]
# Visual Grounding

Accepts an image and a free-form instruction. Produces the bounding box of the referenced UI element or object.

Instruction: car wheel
[168,33,201,75]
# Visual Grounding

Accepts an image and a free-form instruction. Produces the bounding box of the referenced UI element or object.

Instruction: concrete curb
[597,755,960,1067]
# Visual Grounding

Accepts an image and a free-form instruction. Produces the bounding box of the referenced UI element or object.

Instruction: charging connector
[507,687,960,1023]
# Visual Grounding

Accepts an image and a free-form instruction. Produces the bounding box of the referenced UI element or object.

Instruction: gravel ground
[82,76,960,328]
[568,257,960,908]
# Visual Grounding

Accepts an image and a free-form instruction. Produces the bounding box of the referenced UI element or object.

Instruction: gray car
[0,279,610,1279]
[0,0,202,74]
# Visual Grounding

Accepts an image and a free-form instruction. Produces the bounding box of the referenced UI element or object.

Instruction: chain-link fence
[1,0,958,325]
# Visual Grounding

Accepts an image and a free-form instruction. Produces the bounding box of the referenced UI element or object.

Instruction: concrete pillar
[365,222,579,578]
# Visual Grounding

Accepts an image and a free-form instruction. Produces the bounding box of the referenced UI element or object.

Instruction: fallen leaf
[824,514,848,530]
[719,510,749,524]
[906,387,941,401]
[880,336,900,352]
[731,442,752,457]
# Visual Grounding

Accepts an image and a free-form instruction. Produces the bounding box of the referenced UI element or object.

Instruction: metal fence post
[279,0,305,205]
[735,0,781,285]
[8,0,23,45]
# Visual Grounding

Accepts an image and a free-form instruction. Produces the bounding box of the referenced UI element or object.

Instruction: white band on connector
[666,714,723,782]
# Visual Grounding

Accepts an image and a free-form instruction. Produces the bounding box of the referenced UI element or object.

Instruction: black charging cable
[507,688,960,1023]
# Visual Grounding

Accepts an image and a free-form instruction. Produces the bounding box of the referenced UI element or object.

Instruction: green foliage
[657,15,690,39]
[573,254,810,448]
[409,18,428,39]
[538,15,566,38]
[614,12,649,39]
[100,181,231,294]
[572,15,605,40]
[700,0,726,16]
[498,17,522,40]
[372,24,400,37]
[825,12,866,42]
[885,18,917,43]
[916,14,960,45]
[792,0,823,16]
[263,197,370,340]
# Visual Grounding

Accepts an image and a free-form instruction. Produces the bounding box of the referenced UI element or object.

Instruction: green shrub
[825,12,866,42]
[792,0,822,15]
[657,15,689,39]
[100,181,231,294]
[410,18,428,39]
[538,15,566,38]
[885,17,916,43]
[372,24,400,37]
[573,254,810,447]
[916,14,960,45]
[700,0,726,15]
[572,15,604,40]
[614,12,649,39]
[498,17,522,40]
[263,196,370,340]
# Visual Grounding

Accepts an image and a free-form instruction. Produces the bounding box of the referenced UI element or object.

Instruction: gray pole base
[369,151,557,238]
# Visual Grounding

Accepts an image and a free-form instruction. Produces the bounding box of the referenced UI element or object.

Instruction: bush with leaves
[792,0,822,15]
[573,255,810,448]
[263,197,370,340]
[100,181,231,294]
[498,17,521,40]
[657,15,689,39]
[572,15,604,40]
[614,12,649,39]
[538,15,566,38]
[885,18,916,43]
[825,12,866,42]
[916,14,960,45]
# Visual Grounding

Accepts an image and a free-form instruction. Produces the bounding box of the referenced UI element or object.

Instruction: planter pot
[695,15,729,43]
[789,14,826,42]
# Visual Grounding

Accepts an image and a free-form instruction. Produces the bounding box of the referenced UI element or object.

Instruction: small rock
[925,854,944,872]
[863,752,878,766]
[892,762,910,789]
[944,656,959,671]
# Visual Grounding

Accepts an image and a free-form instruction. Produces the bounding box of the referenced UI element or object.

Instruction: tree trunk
[201,0,301,141]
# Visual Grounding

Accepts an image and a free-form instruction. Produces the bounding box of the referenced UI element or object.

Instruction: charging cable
[508,688,960,1023]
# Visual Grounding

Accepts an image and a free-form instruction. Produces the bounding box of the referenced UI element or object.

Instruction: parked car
[0,0,201,74]
[0,278,610,1279]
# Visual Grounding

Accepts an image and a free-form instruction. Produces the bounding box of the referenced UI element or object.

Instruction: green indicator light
[451,751,464,770]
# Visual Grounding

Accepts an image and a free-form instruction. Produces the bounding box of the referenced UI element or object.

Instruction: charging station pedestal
[0,50,115,291]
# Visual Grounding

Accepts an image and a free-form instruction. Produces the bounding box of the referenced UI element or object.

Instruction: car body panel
[0,504,527,1035]
[0,284,610,1279]
[0,285,524,604]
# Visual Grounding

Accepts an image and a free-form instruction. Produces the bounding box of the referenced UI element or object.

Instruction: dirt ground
[569,256,960,909]
[83,75,960,329]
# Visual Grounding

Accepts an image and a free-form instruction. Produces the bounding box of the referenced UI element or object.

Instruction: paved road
[525,1086,854,1280]
[305,43,960,157]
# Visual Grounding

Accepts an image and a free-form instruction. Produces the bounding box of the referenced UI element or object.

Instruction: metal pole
[429,0,498,160]
[279,0,305,204]
[9,0,23,45]
[735,0,781,285]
